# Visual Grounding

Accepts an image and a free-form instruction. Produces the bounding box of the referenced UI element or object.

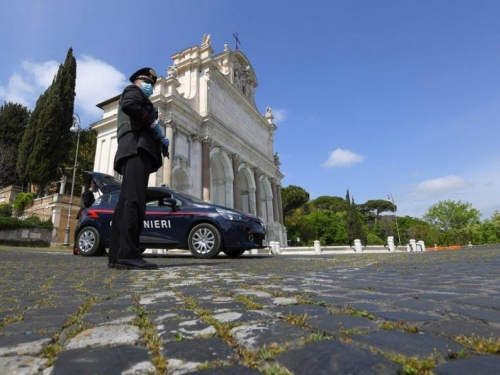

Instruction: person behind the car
[81,174,96,208]
[109,67,169,270]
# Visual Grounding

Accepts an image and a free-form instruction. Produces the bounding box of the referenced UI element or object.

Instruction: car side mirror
[163,198,178,211]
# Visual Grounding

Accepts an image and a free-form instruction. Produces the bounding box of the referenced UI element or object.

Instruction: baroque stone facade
[92,36,286,244]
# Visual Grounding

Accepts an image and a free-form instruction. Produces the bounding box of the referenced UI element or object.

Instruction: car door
[140,192,184,247]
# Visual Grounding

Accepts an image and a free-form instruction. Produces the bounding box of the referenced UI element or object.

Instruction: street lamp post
[387,192,401,247]
[63,114,82,246]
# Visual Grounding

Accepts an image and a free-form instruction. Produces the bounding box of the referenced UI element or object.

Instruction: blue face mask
[140,82,153,97]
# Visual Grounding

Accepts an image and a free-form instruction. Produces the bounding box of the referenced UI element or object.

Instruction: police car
[74,172,266,259]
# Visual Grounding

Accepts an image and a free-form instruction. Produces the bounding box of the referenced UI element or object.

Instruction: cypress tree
[19,47,77,196]
[346,189,367,245]
[0,102,30,186]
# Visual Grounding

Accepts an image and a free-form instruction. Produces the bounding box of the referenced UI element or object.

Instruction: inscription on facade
[210,82,268,155]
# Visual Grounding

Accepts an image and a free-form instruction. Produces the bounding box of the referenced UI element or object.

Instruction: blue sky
[1,0,500,219]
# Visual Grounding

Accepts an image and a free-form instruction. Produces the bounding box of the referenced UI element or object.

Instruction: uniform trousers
[109,149,153,262]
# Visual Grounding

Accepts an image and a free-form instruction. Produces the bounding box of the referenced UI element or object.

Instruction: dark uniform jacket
[113,85,163,174]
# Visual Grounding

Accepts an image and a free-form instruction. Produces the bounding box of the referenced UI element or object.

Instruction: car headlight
[216,208,247,222]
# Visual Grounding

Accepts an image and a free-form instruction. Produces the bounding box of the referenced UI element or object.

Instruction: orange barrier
[427,245,462,251]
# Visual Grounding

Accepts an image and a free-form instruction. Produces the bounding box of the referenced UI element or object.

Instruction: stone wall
[0,227,52,247]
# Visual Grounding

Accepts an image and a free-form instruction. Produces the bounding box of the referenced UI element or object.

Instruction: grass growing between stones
[262,363,293,375]
[334,304,375,320]
[299,332,334,345]
[196,359,226,370]
[454,334,500,354]
[0,313,24,329]
[40,297,97,366]
[130,293,168,374]
[235,295,264,310]
[284,312,308,328]
[383,352,438,375]
[380,319,419,333]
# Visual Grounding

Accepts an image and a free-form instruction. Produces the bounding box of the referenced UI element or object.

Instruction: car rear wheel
[76,226,103,256]
[223,249,246,258]
[188,223,221,259]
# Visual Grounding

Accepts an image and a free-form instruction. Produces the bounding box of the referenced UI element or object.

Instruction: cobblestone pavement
[1,247,500,374]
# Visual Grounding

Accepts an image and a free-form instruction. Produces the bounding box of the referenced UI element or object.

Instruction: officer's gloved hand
[161,138,170,159]
[150,120,163,139]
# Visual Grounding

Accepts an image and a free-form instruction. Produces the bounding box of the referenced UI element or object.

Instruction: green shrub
[0,203,12,218]
[367,232,385,245]
[13,193,36,212]
[0,216,53,230]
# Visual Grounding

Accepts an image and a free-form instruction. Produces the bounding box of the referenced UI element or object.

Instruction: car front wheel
[188,223,222,259]
[76,226,103,256]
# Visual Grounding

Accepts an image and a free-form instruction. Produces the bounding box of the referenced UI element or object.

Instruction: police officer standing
[108,67,169,270]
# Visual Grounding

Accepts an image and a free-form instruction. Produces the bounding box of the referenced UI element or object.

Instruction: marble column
[202,138,211,202]
[162,120,176,187]
[277,183,284,225]
[271,179,279,223]
[253,168,262,217]
[231,155,241,210]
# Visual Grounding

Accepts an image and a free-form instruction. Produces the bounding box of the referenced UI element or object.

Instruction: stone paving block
[420,318,500,339]
[433,355,500,375]
[374,310,441,322]
[268,303,331,318]
[449,307,500,324]
[0,334,52,356]
[52,345,154,375]
[196,300,247,312]
[348,293,396,302]
[230,321,308,352]
[83,311,136,326]
[187,365,262,374]
[157,318,216,342]
[393,298,446,312]
[351,330,464,358]
[272,297,298,306]
[453,297,500,311]
[275,340,400,375]
[307,314,380,335]
[162,337,238,367]
[211,310,272,324]
[0,355,47,375]
[1,315,68,335]
[64,324,140,350]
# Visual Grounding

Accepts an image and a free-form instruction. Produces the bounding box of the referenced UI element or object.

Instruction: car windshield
[176,192,206,204]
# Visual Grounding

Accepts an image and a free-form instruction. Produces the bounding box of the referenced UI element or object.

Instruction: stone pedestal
[409,239,417,252]
[314,240,322,254]
[354,239,363,253]
[388,236,395,252]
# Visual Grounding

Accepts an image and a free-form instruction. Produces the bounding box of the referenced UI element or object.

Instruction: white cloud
[0,55,127,124]
[416,175,468,195]
[323,148,365,168]
[272,108,287,123]
[75,55,127,120]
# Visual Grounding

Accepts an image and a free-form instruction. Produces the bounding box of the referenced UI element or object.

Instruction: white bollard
[269,241,276,255]
[409,239,417,252]
[417,240,426,252]
[354,239,363,253]
[275,242,281,255]
[387,236,395,252]
[468,241,473,248]
[314,240,322,254]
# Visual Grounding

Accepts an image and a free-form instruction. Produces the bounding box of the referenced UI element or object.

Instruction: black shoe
[115,258,159,270]
[107,262,116,269]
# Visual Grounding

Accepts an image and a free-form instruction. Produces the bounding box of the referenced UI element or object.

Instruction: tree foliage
[345,190,367,245]
[281,185,310,216]
[423,200,481,244]
[0,102,30,186]
[17,47,77,196]
[312,196,346,212]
